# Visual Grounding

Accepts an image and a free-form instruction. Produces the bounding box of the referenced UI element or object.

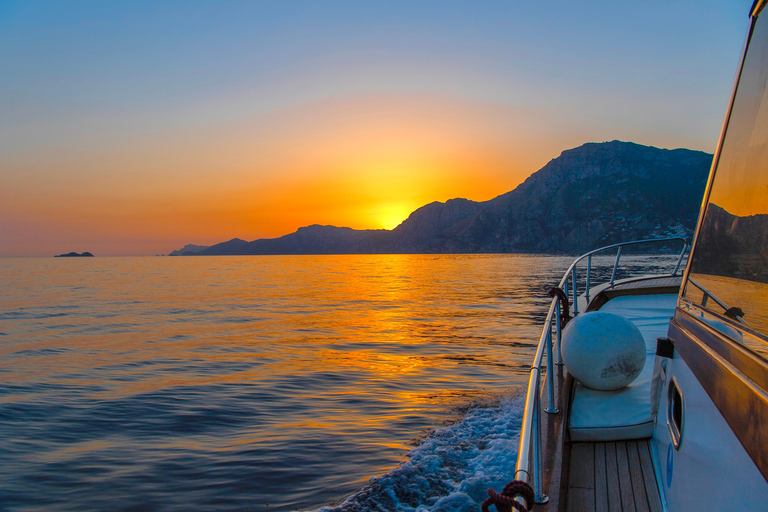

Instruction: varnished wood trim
[674,311,768,392]
[669,313,768,480]
[753,0,766,18]
[587,285,680,312]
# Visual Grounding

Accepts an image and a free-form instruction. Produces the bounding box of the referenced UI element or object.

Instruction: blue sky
[0,1,750,255]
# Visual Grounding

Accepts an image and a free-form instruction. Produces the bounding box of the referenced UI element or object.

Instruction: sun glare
[375,203,414,230]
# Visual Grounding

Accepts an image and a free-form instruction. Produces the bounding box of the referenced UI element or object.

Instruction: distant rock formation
[174,140,712,256]
[55,252,94,257]
[195,229,388,256]
[168,244,211,256]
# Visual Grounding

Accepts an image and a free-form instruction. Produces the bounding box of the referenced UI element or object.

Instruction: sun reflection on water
[0,253,583,511]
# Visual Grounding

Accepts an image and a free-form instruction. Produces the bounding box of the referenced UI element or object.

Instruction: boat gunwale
[514,237,690,507]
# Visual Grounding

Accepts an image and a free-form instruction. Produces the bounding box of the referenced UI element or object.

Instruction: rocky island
[54,252,94,257]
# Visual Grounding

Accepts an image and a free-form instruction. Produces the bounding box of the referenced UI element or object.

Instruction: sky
[0,0,749,256]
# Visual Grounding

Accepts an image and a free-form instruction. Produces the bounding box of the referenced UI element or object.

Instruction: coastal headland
[172,141,711,256]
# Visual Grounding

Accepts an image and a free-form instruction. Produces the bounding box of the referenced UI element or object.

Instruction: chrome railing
[687,277,748,325]
[512,237,689,505]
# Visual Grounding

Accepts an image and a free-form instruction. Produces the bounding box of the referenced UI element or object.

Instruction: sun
[375,203,415,230]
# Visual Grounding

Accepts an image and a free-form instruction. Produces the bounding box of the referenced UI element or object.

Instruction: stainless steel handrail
[557,236,689,293]
[512,237,689,505]
[513,298,555,503]
[687,277,748,325]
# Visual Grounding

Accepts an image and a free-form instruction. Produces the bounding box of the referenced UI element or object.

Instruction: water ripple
[0,254,673,511]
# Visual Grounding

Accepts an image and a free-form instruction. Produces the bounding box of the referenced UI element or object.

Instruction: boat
[484,2,768,510]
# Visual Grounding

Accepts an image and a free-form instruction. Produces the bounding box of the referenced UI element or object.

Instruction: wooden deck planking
[605,442,622,512]
[569,487,596,512]
[636,441,664,512]
[611,276,682,291]
[567,440,662,512]
[570,443,595,488]
[615,442,636,512]
[594,443,608,512]
[626,441,650,512]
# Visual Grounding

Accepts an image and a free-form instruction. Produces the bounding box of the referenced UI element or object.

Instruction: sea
[0,254,679,512]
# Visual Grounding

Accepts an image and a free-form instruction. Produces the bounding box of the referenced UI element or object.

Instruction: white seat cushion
[568,294,677,441]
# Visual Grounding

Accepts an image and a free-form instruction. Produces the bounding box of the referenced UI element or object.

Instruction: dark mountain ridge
[185,141,712,256]
[168,244,211,256]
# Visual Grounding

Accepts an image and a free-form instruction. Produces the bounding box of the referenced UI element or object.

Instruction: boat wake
[316,391,525,512]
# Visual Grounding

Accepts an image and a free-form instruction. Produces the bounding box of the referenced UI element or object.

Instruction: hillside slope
[181,140,712,255]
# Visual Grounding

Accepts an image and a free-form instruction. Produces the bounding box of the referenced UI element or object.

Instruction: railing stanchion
[610,246,623,285]
[572,268,578,315]
[545,322,559,414]
[555,301,563,366]
[585,256,592,304]
[533,390,549,504]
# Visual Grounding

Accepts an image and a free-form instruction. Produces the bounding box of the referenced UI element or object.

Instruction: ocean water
[0,254,677,512]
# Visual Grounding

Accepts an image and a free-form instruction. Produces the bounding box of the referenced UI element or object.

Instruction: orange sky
[0,2,745,256]
[1,95,593,256]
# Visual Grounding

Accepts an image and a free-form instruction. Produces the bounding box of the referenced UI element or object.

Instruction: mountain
[168,244,211,256]
[173,140,712,256]
[439,140,711,253]
[195,238,248,256]
[196,228,388,256]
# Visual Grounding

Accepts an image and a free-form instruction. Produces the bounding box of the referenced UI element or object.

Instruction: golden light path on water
[0,254,679,511]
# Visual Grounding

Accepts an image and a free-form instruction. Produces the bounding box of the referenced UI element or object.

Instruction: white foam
[313,392,524,512]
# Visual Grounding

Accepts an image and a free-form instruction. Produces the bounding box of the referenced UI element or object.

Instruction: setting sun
[0,1,739,259]
[0,2,753,512]
[373,202,416,230]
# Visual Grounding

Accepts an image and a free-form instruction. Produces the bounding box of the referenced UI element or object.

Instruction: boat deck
[566,440,663,512]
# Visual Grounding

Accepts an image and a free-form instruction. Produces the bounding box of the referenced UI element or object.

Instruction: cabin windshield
[682,9,768,360]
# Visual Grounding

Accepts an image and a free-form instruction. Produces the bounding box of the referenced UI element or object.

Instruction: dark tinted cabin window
[684,11,768,351]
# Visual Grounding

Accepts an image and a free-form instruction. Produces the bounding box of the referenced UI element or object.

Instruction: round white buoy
[561,311,645,390]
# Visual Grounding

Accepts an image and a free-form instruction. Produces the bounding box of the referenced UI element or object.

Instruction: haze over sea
[0,254,677,511]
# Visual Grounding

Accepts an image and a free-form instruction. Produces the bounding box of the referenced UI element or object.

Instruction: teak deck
[566,440,663,512]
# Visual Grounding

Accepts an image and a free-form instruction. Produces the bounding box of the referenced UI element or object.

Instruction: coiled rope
[548,287,571,327]
[481,480,535,512]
